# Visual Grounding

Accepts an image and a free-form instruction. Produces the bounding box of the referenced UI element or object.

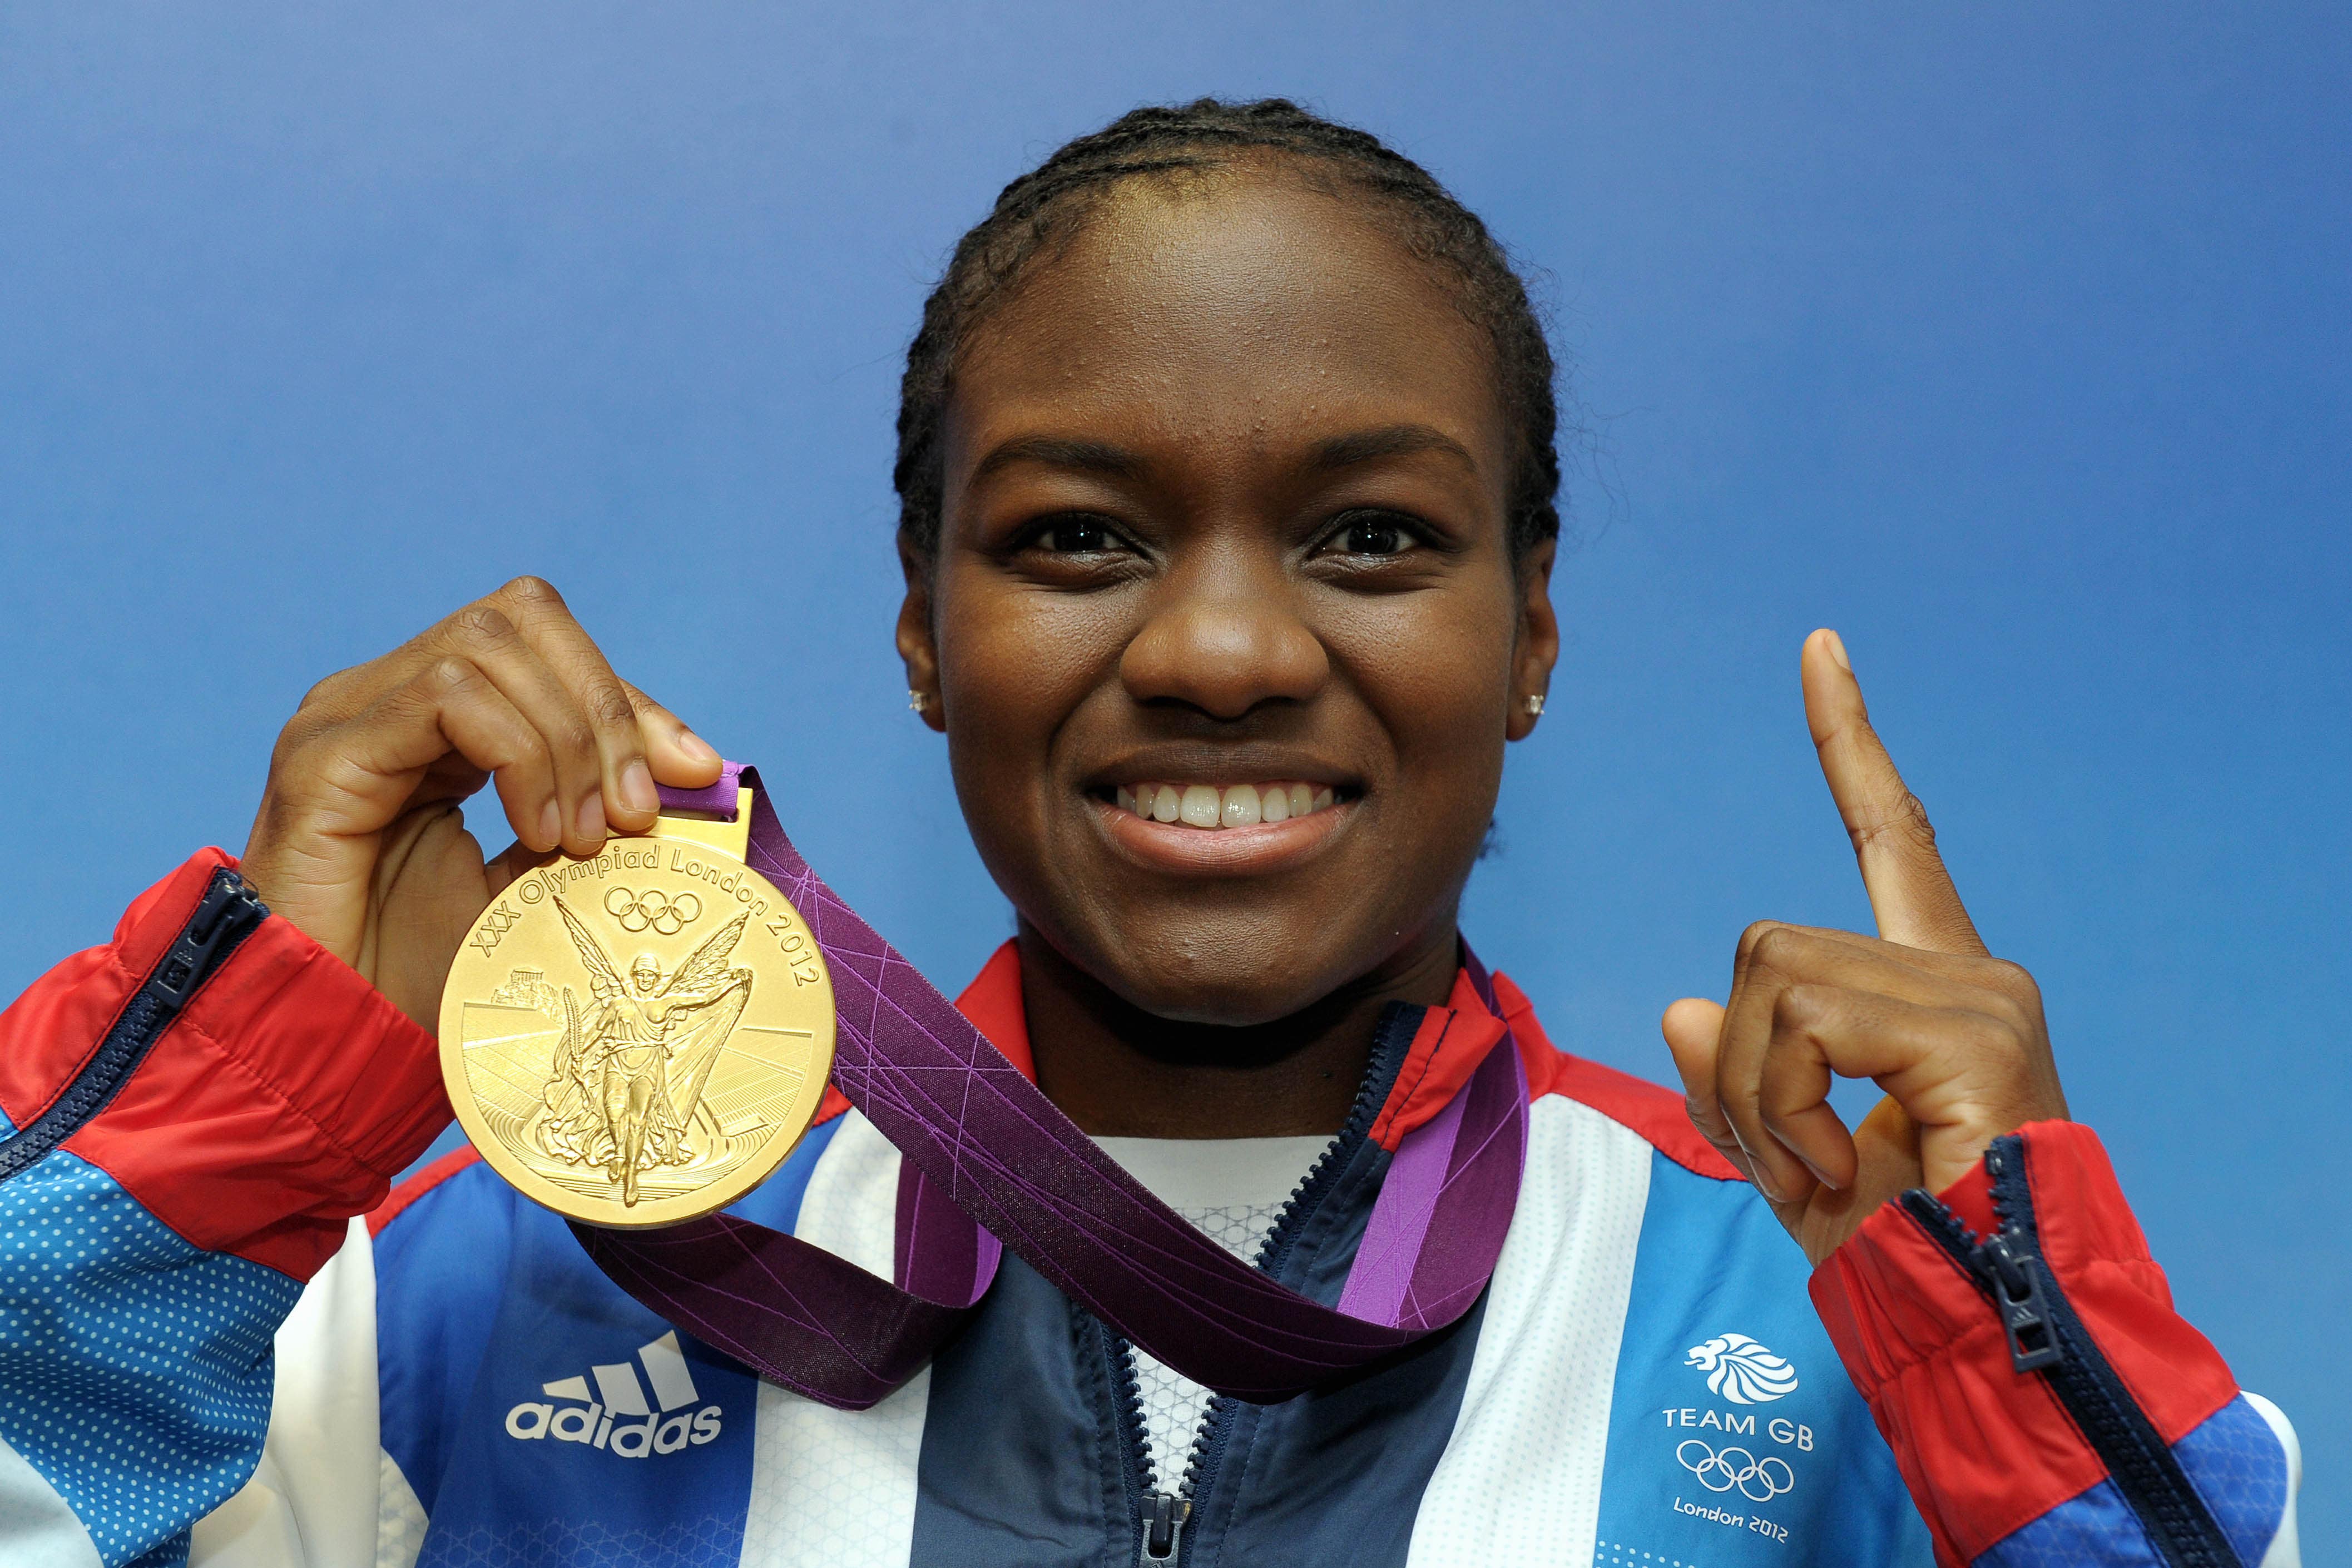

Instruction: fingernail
[1792,1148,1845,1192]
[1823,629,1851,672]
[536,801,562,850]
[620,759,658,816]
[575,793,606,845]
[676,727,718,763]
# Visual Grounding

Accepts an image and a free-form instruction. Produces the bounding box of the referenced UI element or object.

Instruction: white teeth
[1115,781,1340,830]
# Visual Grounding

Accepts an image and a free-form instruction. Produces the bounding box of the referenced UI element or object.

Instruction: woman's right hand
[239,577,724,1031]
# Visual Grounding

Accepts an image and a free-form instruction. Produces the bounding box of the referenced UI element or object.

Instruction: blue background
[2,2,2342,1545]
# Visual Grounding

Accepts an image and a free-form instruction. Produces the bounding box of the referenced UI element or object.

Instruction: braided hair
[893,98,1562,567]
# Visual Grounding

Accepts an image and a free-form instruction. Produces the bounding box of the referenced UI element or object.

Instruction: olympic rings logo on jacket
[1676,1440,1795,1502]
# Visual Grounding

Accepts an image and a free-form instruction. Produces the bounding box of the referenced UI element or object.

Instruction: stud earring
[908,689,930,714]
[1524,694,1545,717]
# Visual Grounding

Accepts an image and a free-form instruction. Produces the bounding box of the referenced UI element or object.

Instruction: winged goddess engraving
[535,894,754,1204]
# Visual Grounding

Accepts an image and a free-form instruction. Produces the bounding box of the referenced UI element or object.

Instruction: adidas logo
[503,1330,722,1458]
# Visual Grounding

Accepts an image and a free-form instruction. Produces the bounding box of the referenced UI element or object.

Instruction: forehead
[945,167,1507,482]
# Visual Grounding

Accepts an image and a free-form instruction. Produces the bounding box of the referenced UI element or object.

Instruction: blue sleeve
[0,854,443,1567]
[0,1111,302,1568]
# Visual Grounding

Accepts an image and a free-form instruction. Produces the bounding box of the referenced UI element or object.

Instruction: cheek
[933,573,1130,794]
[1325,589,1517,765]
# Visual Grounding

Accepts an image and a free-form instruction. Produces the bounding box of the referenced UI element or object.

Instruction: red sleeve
[1809,1120,2240,1565]
[0,849,453,1280]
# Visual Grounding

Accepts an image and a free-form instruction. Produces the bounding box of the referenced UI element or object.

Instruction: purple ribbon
[576,765,1528,1408]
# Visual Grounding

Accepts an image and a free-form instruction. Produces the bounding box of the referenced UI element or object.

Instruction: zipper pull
[160,872,268,999]
[1140,1492,1191,1564]
[1982,1232,2064,1373]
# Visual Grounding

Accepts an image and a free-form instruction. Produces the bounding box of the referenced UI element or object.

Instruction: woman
[0,101,2300,1567]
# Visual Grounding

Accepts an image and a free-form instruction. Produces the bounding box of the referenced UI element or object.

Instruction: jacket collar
[947,939,1514,1154]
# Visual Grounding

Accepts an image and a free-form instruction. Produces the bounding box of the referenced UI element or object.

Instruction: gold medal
[438,788,836,1228]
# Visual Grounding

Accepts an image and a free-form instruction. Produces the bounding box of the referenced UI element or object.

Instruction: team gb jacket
[0,852,2306,1567]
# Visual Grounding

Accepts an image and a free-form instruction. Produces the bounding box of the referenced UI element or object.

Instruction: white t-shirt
[1090,1134,1331,1489]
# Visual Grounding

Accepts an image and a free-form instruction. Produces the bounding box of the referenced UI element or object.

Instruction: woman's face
[901,165,1558,1028]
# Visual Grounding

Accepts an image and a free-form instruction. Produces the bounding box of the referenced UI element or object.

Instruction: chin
[1109,967,1337,1029]
[1061,903,1407,1028]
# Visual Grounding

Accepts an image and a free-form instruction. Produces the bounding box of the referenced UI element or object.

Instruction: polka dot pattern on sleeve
[0,1145,301,1568]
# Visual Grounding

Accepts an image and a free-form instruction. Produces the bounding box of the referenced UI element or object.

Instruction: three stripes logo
[504,1329,723,1458]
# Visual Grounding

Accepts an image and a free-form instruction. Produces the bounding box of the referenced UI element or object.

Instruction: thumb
[1662,998,1751,1181]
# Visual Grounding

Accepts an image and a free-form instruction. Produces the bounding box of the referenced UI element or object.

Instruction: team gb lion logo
[1684,1333,1800,1405]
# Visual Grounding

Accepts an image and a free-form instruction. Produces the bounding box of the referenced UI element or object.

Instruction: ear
[1505,537,1559,743]
[896,536,949,733]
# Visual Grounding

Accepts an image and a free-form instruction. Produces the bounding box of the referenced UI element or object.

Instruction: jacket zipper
[1103,1326,1190,1565]
[1111,1003,1416,1566]
[1899,1134,2241,1567]
[0,868,269,1183]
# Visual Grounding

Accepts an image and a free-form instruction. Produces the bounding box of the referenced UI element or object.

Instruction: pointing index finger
[1803,629,1985,956]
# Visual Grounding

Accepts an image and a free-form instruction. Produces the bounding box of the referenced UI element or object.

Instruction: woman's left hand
[1661,630,2069,1266]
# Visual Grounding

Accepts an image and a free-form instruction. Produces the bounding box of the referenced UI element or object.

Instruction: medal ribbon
[576,765,1528,1410]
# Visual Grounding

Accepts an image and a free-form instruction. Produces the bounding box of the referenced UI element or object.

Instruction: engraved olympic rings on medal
[603,885,702,935]
[1676,1440,1795,1501]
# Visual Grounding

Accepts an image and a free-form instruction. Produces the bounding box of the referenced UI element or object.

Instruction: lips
[1090,777,1354,879]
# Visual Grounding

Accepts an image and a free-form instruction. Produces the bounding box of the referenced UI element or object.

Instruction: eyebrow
[972,435,1147,482]
[1310,424,1479,474]
[968,423,1478,485]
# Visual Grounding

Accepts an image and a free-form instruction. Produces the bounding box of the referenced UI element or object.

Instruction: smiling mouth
[1107,781,1341,830]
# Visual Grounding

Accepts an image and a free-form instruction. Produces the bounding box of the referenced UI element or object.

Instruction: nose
[1118,554,1330,720]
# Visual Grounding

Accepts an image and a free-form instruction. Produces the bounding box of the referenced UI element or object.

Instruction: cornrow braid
[894,98,1563,567]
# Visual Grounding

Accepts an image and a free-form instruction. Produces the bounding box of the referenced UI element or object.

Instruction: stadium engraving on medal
[438,798,835,1229]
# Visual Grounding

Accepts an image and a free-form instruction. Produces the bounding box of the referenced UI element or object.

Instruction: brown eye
[1033,516,1121,554]
[1333,513,1421,557]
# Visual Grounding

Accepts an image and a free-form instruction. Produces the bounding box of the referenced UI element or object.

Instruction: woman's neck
[1016,921,1462,1138]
